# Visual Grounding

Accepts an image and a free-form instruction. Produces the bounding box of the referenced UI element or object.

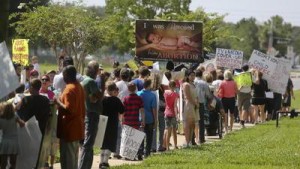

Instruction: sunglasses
[41,78,50,82]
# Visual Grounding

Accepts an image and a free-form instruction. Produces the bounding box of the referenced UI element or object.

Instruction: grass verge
[113,118,300,169]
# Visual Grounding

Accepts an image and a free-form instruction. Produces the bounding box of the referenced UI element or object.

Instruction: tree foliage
[12,4,107,72]
[258,15,293,55]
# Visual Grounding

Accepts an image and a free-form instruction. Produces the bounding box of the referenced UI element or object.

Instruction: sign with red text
[120,125,145,160]
[216,48,243,69]
[12,39,29,65]
[248,50,291,94]
[263,58,291,94]
[248,50,278,76]
[136,20,203,62]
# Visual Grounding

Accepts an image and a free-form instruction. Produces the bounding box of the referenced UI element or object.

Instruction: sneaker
[99,163,110,169]
[158,147,166,152]
[137,155,143,161]
[113,154,122,159]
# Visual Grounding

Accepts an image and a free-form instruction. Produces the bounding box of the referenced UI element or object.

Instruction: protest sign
[12,39,29,65]
[200,58,216,72]
[136,20,203,62]
[216,48,243,69]
[0,42,20,100]
[248,50,278,76]
[95,115,108,148]
[120,125,145,160]
[263,58,292,94]
[127,59,139,71]
[233,72,252,89]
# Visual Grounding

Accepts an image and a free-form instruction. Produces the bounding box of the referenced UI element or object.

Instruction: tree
[258,15,293,55]
[0,0,9,42]
[230,18,260,59]
[12,5,107,72]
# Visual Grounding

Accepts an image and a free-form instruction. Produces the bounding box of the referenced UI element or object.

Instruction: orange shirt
[57,82,85,142]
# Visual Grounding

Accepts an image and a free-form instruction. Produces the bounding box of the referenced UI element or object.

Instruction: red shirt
[123,93,144,129]
[219,80,237,98]
[164,90,179,117]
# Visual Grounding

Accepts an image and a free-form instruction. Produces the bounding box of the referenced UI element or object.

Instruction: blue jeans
[78,112,99,169]
[115,122,122,155]
[60,139,79,169]
[199,103,205,143]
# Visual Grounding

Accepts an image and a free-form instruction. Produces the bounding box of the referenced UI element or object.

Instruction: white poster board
[248,50,292,94]
[0,42,20,100]
[95,115,108,148]
[216,48,243,69]
[248,50,278,76]
[120,125,145,160]
[200,58,217,72]
[264,58,292,94]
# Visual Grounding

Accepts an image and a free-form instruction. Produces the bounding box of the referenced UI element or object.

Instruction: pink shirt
[39,89,55,101]
[218,80,237,98]
[164,90,179,117]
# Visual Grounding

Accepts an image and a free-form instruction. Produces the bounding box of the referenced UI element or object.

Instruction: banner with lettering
[120,125,145,160]
[248,50,278,76]
[135,20,203,62]
[0,42,20,100]
[263,58,292,94]
[12,39,29,65]
[233,72,252,89]
[248,50,291,94]
[216,48,243,69]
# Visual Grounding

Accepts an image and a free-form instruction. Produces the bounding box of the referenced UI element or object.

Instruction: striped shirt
[123,93,144,129]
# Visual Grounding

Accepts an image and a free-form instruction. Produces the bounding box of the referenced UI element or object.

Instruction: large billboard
[136,20,203,62]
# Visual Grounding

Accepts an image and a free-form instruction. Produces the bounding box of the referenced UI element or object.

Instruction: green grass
[291,90,300,110]
[113,118,300,169]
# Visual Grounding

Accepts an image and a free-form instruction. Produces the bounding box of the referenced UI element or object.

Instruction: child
[0,102,25,169]
[122,82,144,160]
[163,80,179,150]
[100,81,124,169]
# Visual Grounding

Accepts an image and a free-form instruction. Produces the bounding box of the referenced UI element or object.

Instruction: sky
[52,0,300,26]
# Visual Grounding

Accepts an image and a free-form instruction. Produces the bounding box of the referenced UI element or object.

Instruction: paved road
[53,123,254,169]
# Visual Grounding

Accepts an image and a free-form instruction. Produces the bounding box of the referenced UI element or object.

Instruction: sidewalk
[54,122,254,169]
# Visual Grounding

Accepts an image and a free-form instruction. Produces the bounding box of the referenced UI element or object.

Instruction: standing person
[114,68,130,159]
[53,56,84,92]
[282,77,295,113]
[218,70,238,132]
[194,69,212,144]
[122,82,145,160]
[100,81,124,168]
[163,80,179,150]
[132,66,150,91]
[79,61,103,169]
[237,65,252,128]
[54,65,85,169]
[251,70,268,123]
[31,56,40,75]
[182,70,198,147]
[39,75,55,100]
[137,79,157,157]
[0,102,25,169]
[17,78,50,135]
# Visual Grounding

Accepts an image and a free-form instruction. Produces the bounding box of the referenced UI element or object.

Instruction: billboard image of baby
[136,20,203,63]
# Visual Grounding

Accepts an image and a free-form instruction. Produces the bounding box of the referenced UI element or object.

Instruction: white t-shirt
[116,80,129,102]
[53,72,84,92]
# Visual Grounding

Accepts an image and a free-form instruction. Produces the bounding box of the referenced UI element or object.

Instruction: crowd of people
[0,55,296,169]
